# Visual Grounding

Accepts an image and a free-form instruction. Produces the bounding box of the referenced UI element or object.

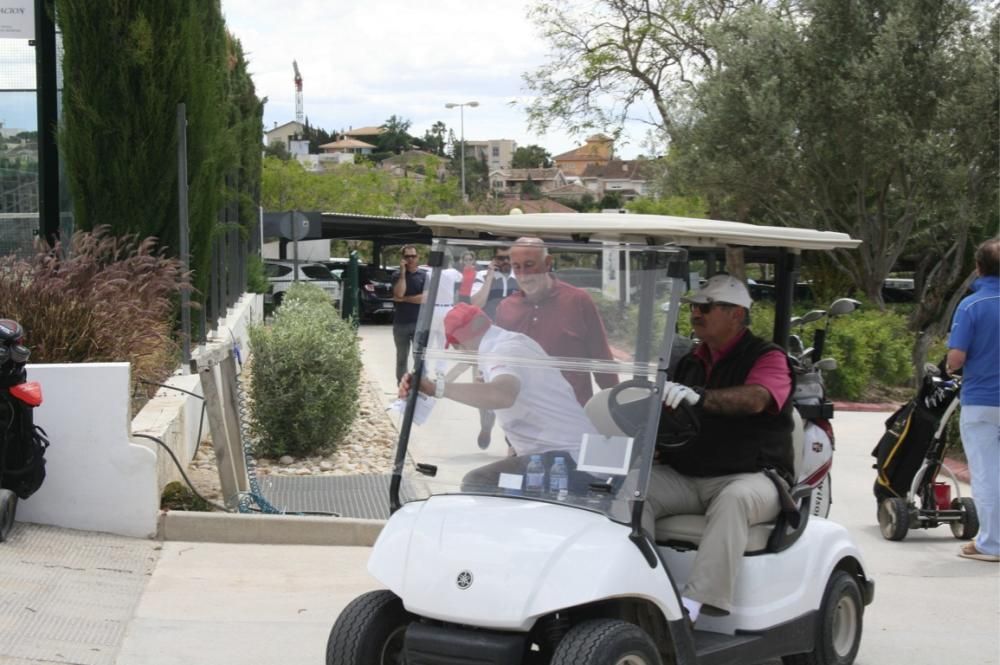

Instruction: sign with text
[0,2,32,39]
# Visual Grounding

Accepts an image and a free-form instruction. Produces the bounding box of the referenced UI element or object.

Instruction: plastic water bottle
[548,456,568,500]
[525,455,545,494]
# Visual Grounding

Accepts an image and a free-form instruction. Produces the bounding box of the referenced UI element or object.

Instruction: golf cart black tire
[326,589,411,665]
[950,497,979,540]
[877,497,909,541]
[550,618,662,665]
[0,489,16,542]
[783,570,863,665]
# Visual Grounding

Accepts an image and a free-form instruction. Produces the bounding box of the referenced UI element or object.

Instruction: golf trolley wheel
[783,570,863,665]
[550,619,661,665]
[0,489,16,543]
[877,497,910,541]
[326,590,411,665]
[949,497,979,540]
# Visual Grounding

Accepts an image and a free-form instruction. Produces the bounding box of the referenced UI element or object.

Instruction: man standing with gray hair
[947,238,999,563]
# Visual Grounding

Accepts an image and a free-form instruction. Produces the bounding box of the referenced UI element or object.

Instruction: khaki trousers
[643,465,780,615]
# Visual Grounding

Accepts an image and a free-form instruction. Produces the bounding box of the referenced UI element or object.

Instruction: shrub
[0,227,189,400]
[246,254,269,294]
[811,309,913,400]
[248,283,361,457]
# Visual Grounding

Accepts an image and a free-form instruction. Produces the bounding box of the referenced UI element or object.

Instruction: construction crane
[292,60,303,124]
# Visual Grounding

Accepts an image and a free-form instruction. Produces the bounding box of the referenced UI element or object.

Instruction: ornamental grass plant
[248,283,361,458]
[0,227,190,404]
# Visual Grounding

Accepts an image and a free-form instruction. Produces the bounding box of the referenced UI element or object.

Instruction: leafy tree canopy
[512,144,553,168]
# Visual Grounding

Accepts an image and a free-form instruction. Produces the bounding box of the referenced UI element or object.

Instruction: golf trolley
[873,365,977,541]
[327,215,874,665]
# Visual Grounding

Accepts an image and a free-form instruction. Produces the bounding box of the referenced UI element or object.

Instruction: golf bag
[872,370,960,503]
[0,319,49,500]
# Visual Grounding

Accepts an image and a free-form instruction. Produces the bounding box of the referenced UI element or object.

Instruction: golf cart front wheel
[326,590,411,665]
[950,497,979,540]
[783,570,863,665]
[877,497,909,541]
[550,618,661,665]
[0,489,16,542]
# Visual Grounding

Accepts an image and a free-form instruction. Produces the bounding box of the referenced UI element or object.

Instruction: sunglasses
[690,302,733,314]
[403,254,418,259]
[495,256,510,261]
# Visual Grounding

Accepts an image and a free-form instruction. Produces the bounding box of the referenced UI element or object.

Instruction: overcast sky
[221,0,644,158]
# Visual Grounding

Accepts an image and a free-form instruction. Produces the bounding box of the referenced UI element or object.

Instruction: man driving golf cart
[647,274,794,623]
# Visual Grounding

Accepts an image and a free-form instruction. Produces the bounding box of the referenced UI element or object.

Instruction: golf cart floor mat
[0,522,158,664]
[258,474,416,519]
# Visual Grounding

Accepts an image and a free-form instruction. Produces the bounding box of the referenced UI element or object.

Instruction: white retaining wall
[16,293,263,538]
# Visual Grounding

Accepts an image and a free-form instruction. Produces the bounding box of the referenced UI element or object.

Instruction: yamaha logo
[456,570,473,590]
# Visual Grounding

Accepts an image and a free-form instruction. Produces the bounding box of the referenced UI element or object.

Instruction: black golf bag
[872,370,960,503]
[0,319,49,501]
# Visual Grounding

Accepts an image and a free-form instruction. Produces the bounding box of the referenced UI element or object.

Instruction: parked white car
[263,259,341,308]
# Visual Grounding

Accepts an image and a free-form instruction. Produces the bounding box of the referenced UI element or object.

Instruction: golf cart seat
[585,387,810,554]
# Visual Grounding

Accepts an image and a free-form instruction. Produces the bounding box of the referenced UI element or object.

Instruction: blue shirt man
[947,238,1000,562]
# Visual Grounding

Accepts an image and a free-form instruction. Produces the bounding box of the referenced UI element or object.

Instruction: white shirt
[470,269,517,297]
[478,326,597,458]
[434,268,463,307]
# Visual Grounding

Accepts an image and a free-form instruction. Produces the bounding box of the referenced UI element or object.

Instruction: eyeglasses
[495,255,510,261]
[690,302,733,314]
[402,254,418,260]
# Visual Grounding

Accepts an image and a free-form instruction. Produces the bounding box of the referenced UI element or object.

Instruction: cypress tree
[56,0,261,298]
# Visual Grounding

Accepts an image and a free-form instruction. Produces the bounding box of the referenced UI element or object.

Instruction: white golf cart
[328,214,874,665]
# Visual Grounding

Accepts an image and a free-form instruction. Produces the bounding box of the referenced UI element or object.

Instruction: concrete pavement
[1,320,996,665]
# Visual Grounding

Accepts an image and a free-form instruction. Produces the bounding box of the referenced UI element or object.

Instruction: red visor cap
[444,303,491,347]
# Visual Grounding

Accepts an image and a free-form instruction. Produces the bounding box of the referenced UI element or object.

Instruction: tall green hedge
[56,0,262,297]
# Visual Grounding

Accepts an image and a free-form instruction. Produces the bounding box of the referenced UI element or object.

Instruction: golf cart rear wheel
[0,489,16,542]
[550,618,661,665]
[783,570,863,665]
[326,590,411,665]
[950,497,979,540]
[877,497,909,541]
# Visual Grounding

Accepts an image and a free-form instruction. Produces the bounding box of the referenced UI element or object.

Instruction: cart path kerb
[420,213,862,251]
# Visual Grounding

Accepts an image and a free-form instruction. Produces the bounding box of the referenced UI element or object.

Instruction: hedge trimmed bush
[248,283,361,457]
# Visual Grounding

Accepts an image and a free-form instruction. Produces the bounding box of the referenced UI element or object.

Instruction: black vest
[483,274,518,320]
[658,332,795,482]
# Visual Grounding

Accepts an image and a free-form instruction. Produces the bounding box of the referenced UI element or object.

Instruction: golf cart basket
[0,319,49,500]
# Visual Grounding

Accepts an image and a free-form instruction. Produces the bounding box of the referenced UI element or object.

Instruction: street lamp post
[445,100,479,202]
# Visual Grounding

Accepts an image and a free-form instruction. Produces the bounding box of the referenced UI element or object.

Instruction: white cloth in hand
[663,381,700,410]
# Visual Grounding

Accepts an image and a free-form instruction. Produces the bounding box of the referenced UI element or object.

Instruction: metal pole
[460,106,466,202]
[177,104,191,367]
[34,0,59,246]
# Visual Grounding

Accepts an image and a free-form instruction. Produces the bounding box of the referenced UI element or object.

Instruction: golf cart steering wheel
[606,379,701,450]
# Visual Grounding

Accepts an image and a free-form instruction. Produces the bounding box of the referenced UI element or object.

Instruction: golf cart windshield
[394,239,687,526]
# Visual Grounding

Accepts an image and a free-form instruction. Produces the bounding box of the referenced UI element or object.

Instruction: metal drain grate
[258,474,399,519]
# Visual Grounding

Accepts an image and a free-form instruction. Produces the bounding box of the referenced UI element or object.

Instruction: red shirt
[458,265,477,298]
[692,329,791,412]
[495,278,618,405]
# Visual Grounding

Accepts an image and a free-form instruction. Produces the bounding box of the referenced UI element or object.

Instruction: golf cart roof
[420,213,860,252]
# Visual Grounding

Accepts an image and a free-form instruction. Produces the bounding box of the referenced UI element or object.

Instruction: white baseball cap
[681,274,753,309]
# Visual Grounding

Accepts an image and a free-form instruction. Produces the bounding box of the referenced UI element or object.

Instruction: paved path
[1,320,995,665]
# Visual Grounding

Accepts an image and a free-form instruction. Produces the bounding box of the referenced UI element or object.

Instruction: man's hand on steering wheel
[662,381,705,410]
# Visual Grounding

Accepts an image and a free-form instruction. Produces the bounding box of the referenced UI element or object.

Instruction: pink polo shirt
[693,330,792,413]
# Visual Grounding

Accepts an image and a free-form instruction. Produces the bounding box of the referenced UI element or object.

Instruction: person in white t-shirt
[425,254,463,374]
[399,303,598,489]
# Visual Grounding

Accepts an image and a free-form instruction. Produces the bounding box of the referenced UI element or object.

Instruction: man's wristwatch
[434,377,446,399]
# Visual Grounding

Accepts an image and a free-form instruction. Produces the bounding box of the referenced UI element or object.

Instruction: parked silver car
[264,259,342,308]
